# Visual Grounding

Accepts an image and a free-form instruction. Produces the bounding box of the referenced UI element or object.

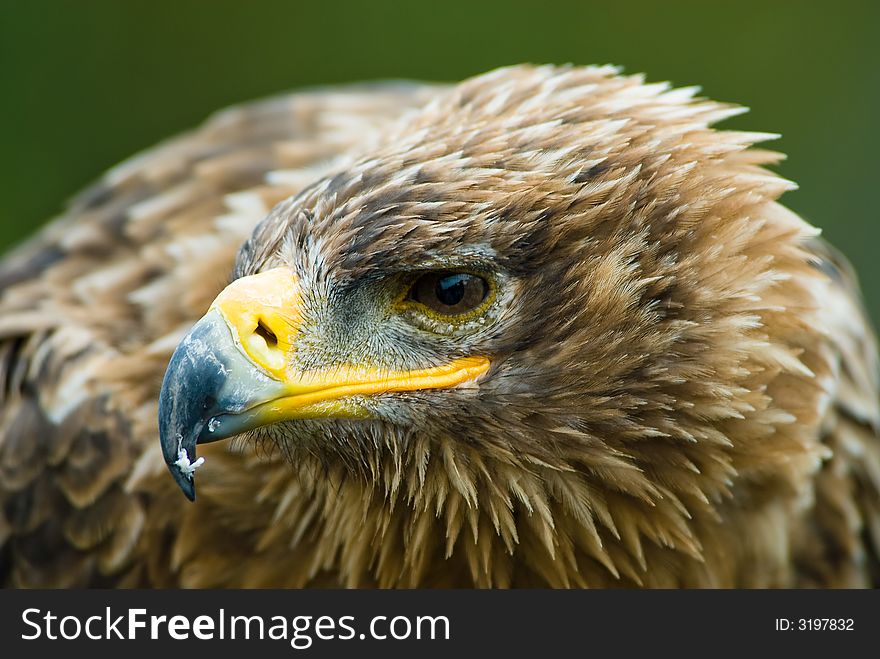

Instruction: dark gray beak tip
[158,308,277,502]
[158,318,221,503]
[171,469,197,502]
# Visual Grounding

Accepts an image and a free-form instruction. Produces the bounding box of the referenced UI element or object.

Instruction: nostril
[255,319,278,348]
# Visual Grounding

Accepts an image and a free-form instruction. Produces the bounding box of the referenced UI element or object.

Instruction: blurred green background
[1,0,877,320]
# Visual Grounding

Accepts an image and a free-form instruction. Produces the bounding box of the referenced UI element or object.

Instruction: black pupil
[435,274,469,306]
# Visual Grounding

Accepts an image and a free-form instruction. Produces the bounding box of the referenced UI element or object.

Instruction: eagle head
[158,65,828,586]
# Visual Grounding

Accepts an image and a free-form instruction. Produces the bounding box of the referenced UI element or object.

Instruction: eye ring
[406,271,491,318]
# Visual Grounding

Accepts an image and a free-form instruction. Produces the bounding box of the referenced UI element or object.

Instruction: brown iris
[408,272,489,316]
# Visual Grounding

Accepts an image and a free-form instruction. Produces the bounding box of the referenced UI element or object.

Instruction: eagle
[0,65,878,588]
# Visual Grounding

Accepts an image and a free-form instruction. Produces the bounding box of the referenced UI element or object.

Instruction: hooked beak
[158,267,490,501]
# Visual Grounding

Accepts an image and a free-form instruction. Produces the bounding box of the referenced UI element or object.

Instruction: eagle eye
[407,272,489,317]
